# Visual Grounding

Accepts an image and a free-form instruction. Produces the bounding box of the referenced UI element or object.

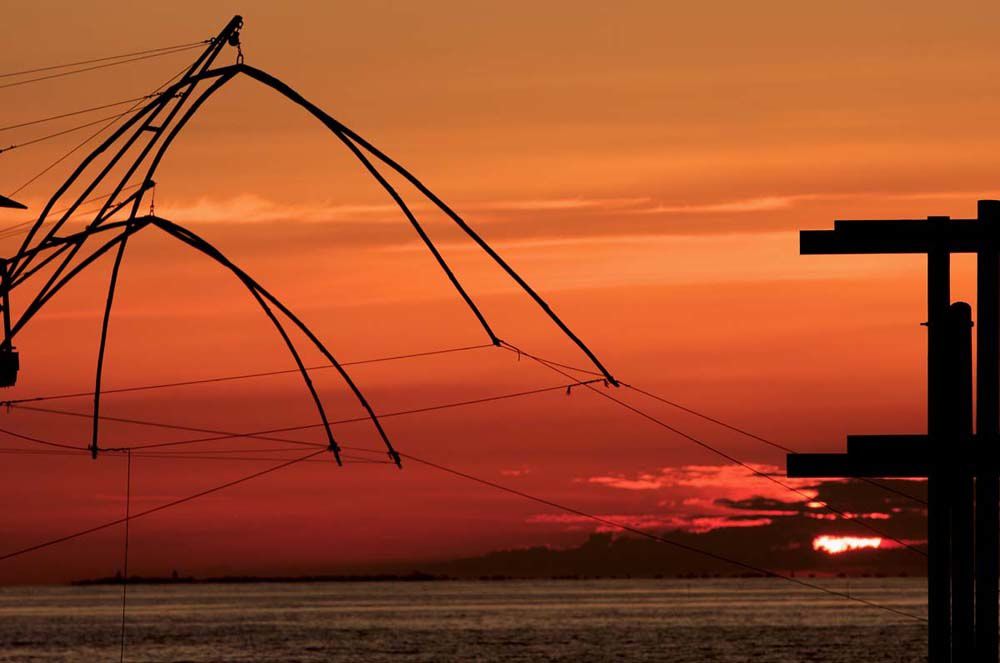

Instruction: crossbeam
[787,452,931,478]
[801,216,1000,254]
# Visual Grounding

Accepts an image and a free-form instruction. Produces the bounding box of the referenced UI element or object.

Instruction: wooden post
[948,302,975,660]
[978,200,1000,663]
[928,227,952,662]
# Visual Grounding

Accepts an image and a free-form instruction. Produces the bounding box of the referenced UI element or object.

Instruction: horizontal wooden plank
[847,434,930,457]
[800,219,1000,255]
[787,453,929,478]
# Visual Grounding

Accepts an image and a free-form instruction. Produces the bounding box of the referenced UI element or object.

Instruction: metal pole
[929,219,952,662]
[977,200,1000,663]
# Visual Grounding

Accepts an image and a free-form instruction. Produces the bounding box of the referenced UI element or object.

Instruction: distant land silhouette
[71,477,928,586]
[77,521,928,587]
[74,536,922,585]
[422,530,926,580]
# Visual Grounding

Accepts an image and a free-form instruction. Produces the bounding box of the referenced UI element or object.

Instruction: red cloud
[534,464,860,536]
[585,463,822,504]
[526,513,774,534]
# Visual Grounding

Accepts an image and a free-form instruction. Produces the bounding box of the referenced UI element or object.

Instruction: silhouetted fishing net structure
[0,16,617,467]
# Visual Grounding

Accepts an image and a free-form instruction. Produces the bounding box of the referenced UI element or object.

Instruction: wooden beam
[847,434,930,456]
[786,453,930,478]
[799,217,1000,255]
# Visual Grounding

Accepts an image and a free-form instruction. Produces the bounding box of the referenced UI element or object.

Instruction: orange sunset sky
[0,1,995,583]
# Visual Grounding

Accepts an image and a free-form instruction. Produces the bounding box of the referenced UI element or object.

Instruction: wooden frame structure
[788,201,1000,662]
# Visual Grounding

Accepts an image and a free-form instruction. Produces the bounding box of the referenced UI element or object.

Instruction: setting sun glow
[813,536,883,555]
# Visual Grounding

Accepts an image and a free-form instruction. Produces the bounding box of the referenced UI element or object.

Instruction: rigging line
[0,194,135,245]
[8,60,194,197]
[150,217,398,467]
[0,40,211,79]
[132,446,330,455]
[0,189,151,249]
[0,425,86,451]
[5,240,72,289]
[4,185,150,240]
[623,382,928,507]
[235,65,618,386]
[399,451,927,623]
[2,344,494,404]
[495,343,928,507]
[0,95,157,133]
[625,382,795,454]
[334,132,499,346]
[9,220,152,338]
[0,438,922,622]
[0,448,386,464]
[0,44,206,91]
[498,343,798,448]
[500,341,929,559]
[498,348,603,378]
[51,184,142,218]
[0,108,141,155]
[119,450,130,663]
[4,390,929,568]
[0,448,73,455]
[129,453,389,464]
[5,380,604,451]
[0,221,34,240]
[0,449,324,564]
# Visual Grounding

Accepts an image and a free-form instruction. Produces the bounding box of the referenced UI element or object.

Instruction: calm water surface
[0,578,927,661]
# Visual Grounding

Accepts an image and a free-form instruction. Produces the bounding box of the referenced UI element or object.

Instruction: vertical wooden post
[949,302,975,660]
[929,218,953,663]
[978,200,1000,663]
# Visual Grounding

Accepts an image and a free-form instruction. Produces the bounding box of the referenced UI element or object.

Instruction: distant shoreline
[72,572,449,586]
[70,570,920,586]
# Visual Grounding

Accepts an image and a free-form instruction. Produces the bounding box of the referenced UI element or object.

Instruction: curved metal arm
[150,216,395,466]
[129,67,498,349]
[90,226,130,458]
[88,72,241,457]
[236,65,617,385]
[119,62,617,385]
[11,219,153,337]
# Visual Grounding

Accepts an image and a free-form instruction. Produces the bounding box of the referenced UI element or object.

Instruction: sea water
[0,578,927,661]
